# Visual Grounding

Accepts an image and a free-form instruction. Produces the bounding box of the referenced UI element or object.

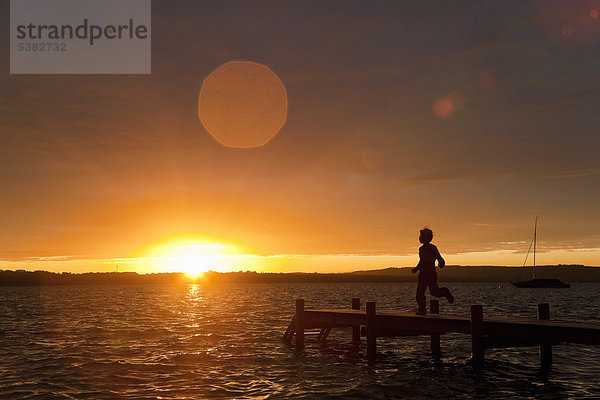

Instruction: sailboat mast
[533,217,537,279]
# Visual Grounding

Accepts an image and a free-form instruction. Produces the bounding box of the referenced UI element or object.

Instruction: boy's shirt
[417,243,445,272]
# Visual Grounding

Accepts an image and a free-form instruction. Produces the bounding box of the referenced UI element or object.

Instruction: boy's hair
[419,227,433,244]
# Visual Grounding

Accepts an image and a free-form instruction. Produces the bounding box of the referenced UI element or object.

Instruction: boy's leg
[429,275,454,304]
[416,273,427,315]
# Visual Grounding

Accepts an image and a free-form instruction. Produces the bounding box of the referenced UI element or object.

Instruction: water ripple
[0,283,599,399]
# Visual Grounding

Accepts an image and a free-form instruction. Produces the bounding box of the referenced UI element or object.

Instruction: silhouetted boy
[411,227,454,315]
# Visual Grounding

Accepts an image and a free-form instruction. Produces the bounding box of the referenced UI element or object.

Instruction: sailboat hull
[511,279,570,288]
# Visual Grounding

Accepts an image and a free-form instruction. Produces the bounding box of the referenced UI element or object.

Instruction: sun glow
[138,236,261,276]
[164,243,226,278]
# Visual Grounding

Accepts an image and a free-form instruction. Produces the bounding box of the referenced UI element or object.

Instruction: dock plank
[291,300,600,368]
[302,309,600,345]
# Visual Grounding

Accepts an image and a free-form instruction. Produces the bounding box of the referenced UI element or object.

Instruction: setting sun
[134,236,263,275]
[164,242,226,278]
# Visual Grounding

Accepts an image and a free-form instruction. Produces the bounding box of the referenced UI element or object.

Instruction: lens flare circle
[198,61,288,148]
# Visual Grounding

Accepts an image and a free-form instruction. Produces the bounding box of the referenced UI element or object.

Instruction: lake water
[1,282,599,399]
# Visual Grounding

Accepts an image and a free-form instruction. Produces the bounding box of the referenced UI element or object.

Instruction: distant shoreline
[1,265,599,286]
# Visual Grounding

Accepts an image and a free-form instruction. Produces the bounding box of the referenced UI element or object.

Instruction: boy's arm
[412,262,421,273]
[434,245,445,268]
[412,247,422,273]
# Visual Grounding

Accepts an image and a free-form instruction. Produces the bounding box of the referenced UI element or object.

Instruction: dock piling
[352,298,361,343]
[295,298,304,350]
[538,303,552,368]
[430,300,441,360]
[471,304,484,367]
[282,315,296,343]
[366,301,377,359]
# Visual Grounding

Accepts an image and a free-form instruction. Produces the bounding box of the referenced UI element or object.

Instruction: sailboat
[511,217,570,288]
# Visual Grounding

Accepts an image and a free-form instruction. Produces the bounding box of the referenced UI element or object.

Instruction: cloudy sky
[1,0,599,273]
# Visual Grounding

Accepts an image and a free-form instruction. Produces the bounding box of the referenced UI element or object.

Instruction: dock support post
[295,299,304,350]
[430,299,441,361]
[538,303,552,369]
[471,304,484,368]
[352,298,361,343]
[366,301,376,360]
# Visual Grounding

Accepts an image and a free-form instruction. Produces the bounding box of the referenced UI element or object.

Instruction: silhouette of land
[0,265,599,286]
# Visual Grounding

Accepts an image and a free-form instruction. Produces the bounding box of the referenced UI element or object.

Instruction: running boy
[411,227,454,315]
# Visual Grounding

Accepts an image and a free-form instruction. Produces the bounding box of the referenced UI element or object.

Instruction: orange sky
[1,1,600,274]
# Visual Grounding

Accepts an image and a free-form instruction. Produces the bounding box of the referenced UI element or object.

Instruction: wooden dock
[283,298,600,369]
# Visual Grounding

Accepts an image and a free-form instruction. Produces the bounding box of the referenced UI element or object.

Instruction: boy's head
[419,227,433,244]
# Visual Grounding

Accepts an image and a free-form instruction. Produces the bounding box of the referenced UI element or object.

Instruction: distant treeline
[0,270,185,286]
[0,265,599,286]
